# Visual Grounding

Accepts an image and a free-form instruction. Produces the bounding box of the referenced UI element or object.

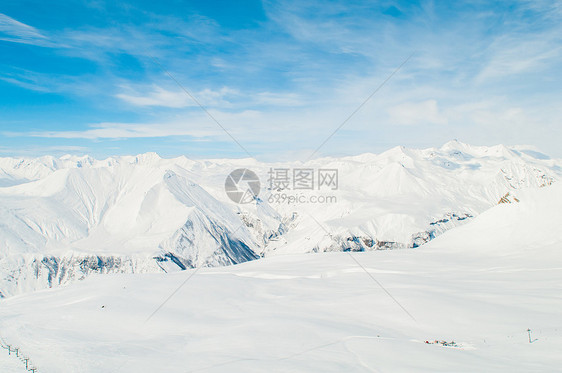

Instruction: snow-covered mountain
[0,141,559,297]
[1,174,561,373]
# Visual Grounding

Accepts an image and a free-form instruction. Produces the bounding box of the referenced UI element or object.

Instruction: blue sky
[1,0,561,160]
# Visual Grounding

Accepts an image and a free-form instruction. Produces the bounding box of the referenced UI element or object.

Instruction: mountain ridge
[0,141,559,297]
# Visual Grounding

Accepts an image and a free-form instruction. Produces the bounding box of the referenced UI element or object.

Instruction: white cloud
[387,100,447,126]
[0,145,89,156]
[0,13,50,46]
[476,36,562,83]
[0,76,51,92]
[19,121,219,140]
[0,68,112,96]
[253,92,304,106]
[262,0,390,58]
[116,86,194,108]
[115,85,238,108]
[115,84,306,109]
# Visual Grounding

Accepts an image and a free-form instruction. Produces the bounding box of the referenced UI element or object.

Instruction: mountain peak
[133,152,162,164]
[440,139,472,152]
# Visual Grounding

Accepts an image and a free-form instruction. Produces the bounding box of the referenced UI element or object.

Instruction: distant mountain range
[0,141,559,297]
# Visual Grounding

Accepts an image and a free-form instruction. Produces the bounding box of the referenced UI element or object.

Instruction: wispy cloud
[0,145,89,156]
[11,121,219,140]
[253,91,303,107]
[476,35,562,83]
[263,0,391,58]
[115,85,239,108]
[0,13,51,46]
[115,84,304,109]
[0,68,112,96]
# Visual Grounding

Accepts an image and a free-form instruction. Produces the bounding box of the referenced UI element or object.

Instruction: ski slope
[0,183,560,372]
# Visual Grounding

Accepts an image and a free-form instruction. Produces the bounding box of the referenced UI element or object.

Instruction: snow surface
[0,182,561,372]
[0,349,25,373]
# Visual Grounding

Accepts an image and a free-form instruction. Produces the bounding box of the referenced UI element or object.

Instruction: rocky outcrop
[309,212,474,253]
[0,254,162,298]
[498,192,520,204]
